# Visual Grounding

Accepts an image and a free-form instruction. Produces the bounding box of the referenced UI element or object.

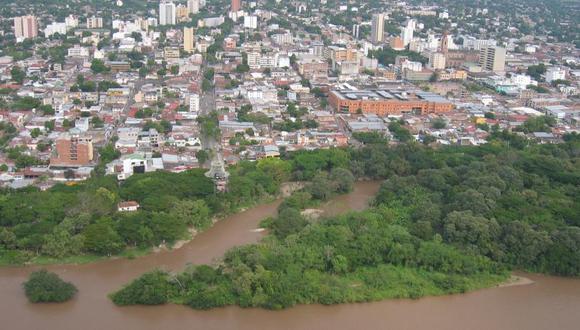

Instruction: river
[1,181,579,330]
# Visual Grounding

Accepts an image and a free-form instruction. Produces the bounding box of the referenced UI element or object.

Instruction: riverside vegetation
[110,134,579,309]
[23,269,77,303]
[0,156,296,265]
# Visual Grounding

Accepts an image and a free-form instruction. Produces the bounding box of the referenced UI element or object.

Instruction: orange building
[50,132,94,167]
[329,89,454,116]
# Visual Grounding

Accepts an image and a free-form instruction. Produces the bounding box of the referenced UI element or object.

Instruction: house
[117,201,140,212]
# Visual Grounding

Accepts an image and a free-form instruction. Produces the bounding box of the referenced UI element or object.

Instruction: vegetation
[111,138,580,310]
[23,270,77,303]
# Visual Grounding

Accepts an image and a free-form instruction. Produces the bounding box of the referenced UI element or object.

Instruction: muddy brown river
[1,181,579,330]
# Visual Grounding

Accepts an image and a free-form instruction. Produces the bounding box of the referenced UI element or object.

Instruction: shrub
[23,270,77,303]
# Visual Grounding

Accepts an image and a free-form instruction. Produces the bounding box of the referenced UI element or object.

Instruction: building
[67,45,90,57]
[65,15,79,28]
[86,16,103,29]
[183,27,195,52]
[371,13,384,44]
[189,93,200,113]
[479,46,506,72]
[159,1,177,26]
[13,15,38,40]
[118,201,140,212]
[546,67,566,83]
[244,15,258,29]
[231,0,241,12]
[352,24,360,39]
[188,0,200,14]
[401,19,416,46]
[50,131,94,167]
[44,22,67,37]
[164,47,180,60]
[329,89,454,116]
[429,52,446,70]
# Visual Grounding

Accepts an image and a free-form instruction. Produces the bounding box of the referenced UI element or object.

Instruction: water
[1,181,579,330]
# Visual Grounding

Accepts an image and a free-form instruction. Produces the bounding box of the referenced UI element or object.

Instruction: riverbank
[1,182,579,330]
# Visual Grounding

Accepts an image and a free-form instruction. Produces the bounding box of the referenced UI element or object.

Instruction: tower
[231,0,241,12]
[440,31,449,53]
[159,1,176,26]
[371,14,384,44]
[183,27,195,52]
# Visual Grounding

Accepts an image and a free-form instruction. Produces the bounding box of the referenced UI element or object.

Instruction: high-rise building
[65,15,79,29]
[479,46,506,72]
[244,15,258,29]
[371,14,384,44]
[440,31,449,53]
[187,0,199,14]
[231,0,241,12]
[401,19,416,46]
[189,93,200,113]
[183,27,195,52]
[429,52,446,70]
[159,1,177,26]
[13,15,38,40]
[50,132,94,167]
[86,16,103,29]
[352,24,360,39]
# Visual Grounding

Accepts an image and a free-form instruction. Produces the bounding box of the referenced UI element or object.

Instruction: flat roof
[331,89,450,103]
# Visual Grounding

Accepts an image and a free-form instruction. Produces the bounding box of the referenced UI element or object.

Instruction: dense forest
[110,136,579,309]
[0,157,294,264]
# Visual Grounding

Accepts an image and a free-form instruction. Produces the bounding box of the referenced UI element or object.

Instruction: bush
[23,270,77,303]
[110,270,172,306]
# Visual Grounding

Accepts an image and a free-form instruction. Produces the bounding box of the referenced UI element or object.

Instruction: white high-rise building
[187,0,199,14]
[44,22,67,37]
[159,1,177,26]
[371,13,384,44]
[189,93,200,113]
[546,67,566,83]
[244,15,258,29]
[429,52,446,70]
[401,19,416,46]
[65,15,79,29]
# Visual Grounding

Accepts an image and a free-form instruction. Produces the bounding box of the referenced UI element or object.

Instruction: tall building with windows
[86,16,103,29]
[50,132,94,167]
[187,0,199,14]
[183,27,195,52]
[13,15,38,40]
[479,46,506,72]
[429,52,446,70]
[371,14,384,44]
[401,19,416,46]
[231,0,241,12]
[159,1,177,26]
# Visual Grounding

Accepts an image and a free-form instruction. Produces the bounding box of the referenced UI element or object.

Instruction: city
[0,0,578,329]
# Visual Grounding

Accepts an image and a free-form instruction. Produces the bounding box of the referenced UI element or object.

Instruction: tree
[23,270,77,303]
[110,270,171,305]
[11,66,26,84]
[170,199,212,230]
[30,128,41,138]
[196,150,209,164]
[431,117,447,129]
[90,59,109,74]
[329,168,355,193]
[83,219,123,255]
[271,207,308,239]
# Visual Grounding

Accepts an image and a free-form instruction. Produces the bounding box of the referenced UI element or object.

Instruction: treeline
[110,139,579,309]
[0,158,295,264]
